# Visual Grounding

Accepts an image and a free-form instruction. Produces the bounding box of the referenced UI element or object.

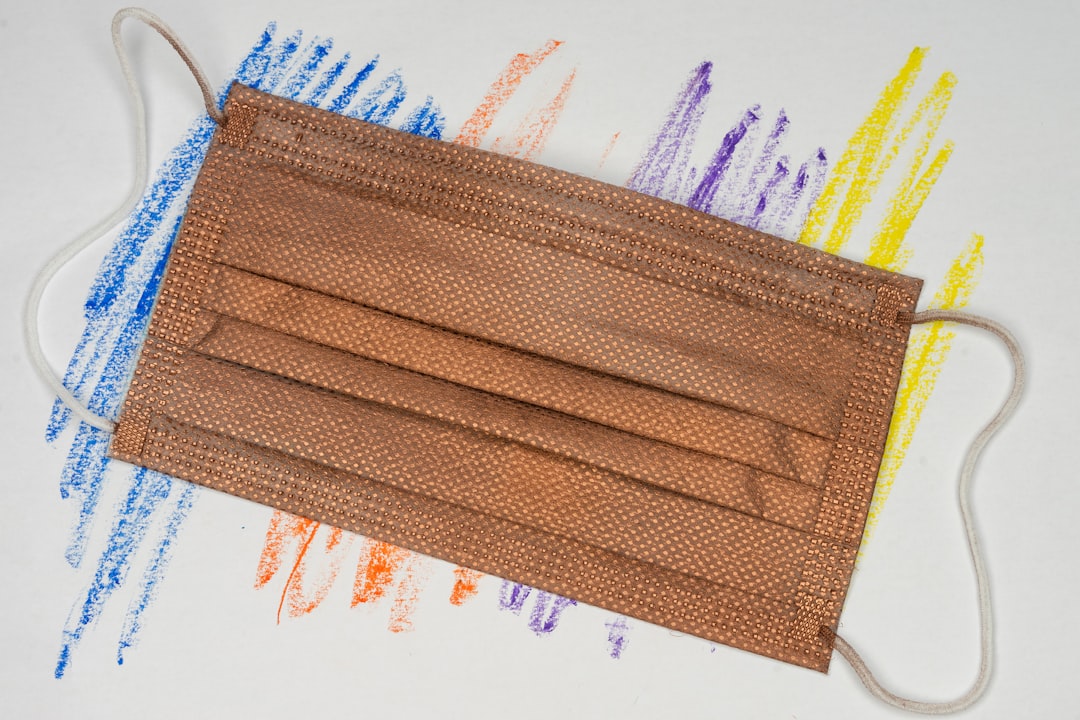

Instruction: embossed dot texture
[110,83,923,673]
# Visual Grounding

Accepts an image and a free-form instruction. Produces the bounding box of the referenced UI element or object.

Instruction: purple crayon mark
[498,580,532,614]
[606,615,631,659]
[778,148,829,236]
[628,64,828,241]
[528,591,577,635]
[730,109,789,225]
[498,583,577,635]
[627,61,712,203]
[687,104,760,214]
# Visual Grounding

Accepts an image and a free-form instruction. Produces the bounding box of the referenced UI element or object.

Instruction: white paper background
[2,1,1077,717]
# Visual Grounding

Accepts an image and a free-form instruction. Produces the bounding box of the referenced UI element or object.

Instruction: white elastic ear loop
[23,7,222,434]
[835,310,1025,715]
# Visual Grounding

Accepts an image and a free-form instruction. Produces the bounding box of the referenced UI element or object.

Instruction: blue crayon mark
[306,53,351,106]
[354,70,407,124]
[232,22,277,91]
[327,56,379,114]
[57,427,110,567]
[47,121,215,443]
[48,127,212,568]
[400,96,446,140]
[49,21,445,677]
[117,483,198,665]
[56,468,173,678]
[254,29,304,93]
[280,36,334,100]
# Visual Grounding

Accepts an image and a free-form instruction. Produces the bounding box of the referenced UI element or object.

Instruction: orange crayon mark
[493,69,577,161]
[352,539,410,606]
[388,554,423,633]
[255,510,311,589]
[454,40,563,148]
[252,35,575,612]
[449,567,483,606]
[282,525,352,619]
[442,43,577,602]
[275,520,319,623]
[598,131,621,170]
[255,511,354,623]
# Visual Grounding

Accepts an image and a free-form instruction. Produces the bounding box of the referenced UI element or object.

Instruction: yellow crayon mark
[861,234,985,549]
[864,71,956,271]
[800,47,929,251]
[800,47,957,269]
[797,47,982,550]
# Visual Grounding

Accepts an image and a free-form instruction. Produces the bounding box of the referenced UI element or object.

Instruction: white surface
[2,1,1078,718]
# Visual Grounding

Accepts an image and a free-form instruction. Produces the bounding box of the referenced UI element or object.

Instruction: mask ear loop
[832,309,1025,714]
[23,7,223,434]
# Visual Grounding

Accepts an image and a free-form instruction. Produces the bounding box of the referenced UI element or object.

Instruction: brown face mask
[28,8,1024,715]
[111,79,930,672]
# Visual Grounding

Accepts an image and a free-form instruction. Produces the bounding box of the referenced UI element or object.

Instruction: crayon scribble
[491,69,577,159]
[46,19,977,678]
[606,615,631,659]
[245,29,449,629]
[529,592,579,635]
[387,553,427,633]
[627,62,827,240]
[597,131,622,170]
[47,23,446,676]
[865,233,984,547]
[498,580,531,615]
[792,47,976,547]
[449,566,483,606]
[454,40,564,148]
[255,514,355,622]
[498,582,578,635]
[56,468,171,676]
[117,482,197,664]
[352,539,410,606]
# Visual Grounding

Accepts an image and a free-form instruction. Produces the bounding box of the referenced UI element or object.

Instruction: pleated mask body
[110,82,923,672]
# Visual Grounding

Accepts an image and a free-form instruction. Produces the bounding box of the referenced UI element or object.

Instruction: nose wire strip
[23,7,222,433]
[833,310,1025,715]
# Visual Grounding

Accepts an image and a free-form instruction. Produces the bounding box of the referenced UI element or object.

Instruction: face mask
[26,8,1024,714]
